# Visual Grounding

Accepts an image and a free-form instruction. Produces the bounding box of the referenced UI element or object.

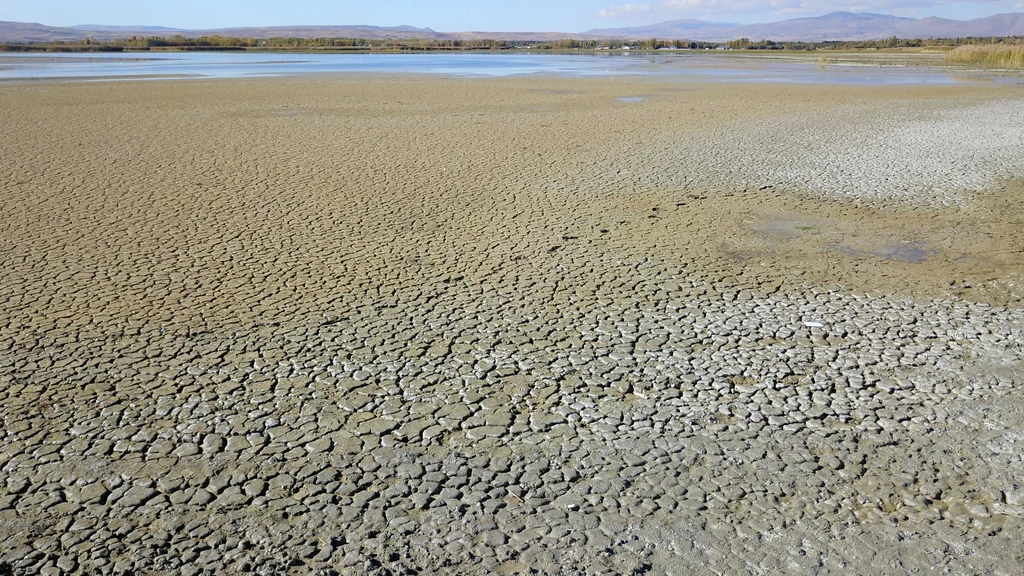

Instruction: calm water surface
[0,51,1017,85]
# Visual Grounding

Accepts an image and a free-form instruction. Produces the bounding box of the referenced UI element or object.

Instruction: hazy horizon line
[10,8,1023,35]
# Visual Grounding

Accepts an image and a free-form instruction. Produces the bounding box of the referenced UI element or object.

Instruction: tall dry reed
[945,44,1024,68]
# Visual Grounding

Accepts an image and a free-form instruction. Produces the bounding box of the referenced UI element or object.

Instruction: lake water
[0,51,1018,85]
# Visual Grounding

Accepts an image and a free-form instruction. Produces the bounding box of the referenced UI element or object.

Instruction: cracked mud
[2,77,1024,575]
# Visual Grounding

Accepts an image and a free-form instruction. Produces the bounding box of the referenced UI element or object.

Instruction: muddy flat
[2,76,1024,575]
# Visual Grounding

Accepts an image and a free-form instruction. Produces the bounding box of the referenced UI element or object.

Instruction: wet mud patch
[837,240,938,263]
[529,88,584,95]
[753,216,836,240]
[578,181,1024,305]
[758,218,940,262]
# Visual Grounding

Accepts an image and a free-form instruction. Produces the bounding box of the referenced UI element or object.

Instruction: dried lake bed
[2,75,1024,575]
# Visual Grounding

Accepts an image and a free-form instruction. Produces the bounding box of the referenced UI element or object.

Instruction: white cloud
[597,0,1021,21]
[599,0,802,20]
[598,3,652,18]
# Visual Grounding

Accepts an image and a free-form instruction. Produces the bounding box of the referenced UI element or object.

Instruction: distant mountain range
[586,11,1024,42]
[0,21,453,43]
[2,11,1024,44]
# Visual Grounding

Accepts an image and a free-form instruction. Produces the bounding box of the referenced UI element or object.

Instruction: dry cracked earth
[2,75,1024,575]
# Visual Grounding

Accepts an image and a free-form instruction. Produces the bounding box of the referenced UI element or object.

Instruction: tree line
[2,34,1022,53]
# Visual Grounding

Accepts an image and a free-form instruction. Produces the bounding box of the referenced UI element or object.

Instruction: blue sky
[1,0,1021,30]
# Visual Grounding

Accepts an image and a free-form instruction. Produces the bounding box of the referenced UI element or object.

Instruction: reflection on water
[757,217,939,263]
[826,238,938,263]
[0,52,642,80]
[846,241,938,263]
[0,51,1019,85]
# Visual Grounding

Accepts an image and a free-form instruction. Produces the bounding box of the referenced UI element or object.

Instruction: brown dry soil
[2,76,1024,575]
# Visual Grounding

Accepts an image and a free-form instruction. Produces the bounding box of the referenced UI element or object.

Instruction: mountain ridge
[0,21,594,43]
[586,11,1024,41]
[2,11,1024,44]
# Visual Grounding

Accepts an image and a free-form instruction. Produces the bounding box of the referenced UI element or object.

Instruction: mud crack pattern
[2,77,1024,575]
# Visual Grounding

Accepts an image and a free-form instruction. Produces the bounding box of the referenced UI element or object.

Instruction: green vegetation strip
[2,35,1024,54]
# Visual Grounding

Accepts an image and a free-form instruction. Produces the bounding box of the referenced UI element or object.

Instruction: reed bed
[945,43,1024,68]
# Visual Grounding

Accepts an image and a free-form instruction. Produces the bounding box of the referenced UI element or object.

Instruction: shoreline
[2,60,1015,85]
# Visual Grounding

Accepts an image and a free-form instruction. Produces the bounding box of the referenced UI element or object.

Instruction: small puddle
[837,241,937,263]
[616,97,646,103]
[755,218,937,263]
[871,242,938,263]
[756,219,824,239]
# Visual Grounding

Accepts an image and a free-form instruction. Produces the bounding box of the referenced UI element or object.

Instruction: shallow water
[840,241,938,263]
[0,52,638,80]
[0,51,1020,84]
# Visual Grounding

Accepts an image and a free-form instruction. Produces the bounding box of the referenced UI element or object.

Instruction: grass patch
[945,44,1024,69]
[816,55,838,68]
